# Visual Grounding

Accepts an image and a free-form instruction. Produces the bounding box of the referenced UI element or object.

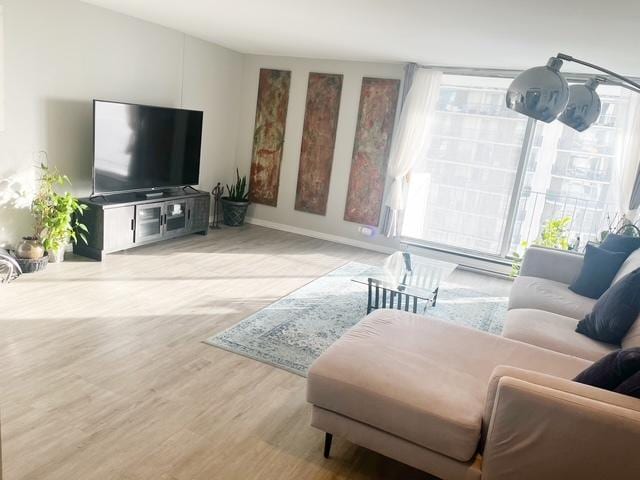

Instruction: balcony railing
[552,166,611,182]
[509,191,615,256]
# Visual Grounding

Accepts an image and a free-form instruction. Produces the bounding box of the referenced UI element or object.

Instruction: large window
[509,85,625,254]
[402,73,629,258]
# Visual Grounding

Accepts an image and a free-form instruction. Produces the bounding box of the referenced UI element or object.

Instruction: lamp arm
[557,53,640,93]
[601,79,640,95]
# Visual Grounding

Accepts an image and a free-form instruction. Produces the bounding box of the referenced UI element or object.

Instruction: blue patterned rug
[205,262,508,376]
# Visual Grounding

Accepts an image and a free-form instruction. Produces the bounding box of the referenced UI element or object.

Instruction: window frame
[400,65,638,260]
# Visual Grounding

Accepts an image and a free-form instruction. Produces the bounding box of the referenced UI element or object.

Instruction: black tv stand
[74,188,211,261]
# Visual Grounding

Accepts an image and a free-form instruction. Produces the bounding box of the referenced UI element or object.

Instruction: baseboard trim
[244,217,513,278]
[244,217,396,255]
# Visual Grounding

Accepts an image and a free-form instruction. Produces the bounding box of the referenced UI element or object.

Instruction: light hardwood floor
[0,225,511,480]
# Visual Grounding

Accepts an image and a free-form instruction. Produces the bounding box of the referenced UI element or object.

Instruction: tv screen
[93,100,203,194]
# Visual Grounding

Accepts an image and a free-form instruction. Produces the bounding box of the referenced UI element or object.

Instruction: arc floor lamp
[506,53,640,131]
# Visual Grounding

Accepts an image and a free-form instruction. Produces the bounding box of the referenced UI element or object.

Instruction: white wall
[0,2,414,252]
[235,54,404,252]
[0,0,243,246]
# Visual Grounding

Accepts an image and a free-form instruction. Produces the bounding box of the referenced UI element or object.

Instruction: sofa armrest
[519,245,584,284]
[481,367,640,480]
[482,366,639,438]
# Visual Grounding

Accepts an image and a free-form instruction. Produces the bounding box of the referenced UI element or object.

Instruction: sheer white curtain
[614,91,640,222]
[0,6,4,132]
[382,68,442,237]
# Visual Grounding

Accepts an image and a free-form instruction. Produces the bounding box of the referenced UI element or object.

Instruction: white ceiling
[81,0,640,76]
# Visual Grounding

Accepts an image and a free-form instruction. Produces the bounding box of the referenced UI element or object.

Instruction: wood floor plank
[0,225,510,480]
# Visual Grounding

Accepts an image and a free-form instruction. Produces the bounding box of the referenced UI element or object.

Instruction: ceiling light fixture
[506,53,640,131]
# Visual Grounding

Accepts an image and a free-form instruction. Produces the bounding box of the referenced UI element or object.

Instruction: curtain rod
[413,62,640,85]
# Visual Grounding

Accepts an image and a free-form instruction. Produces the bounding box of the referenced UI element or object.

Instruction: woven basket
[221,198,249,226]
[15,255,49,273]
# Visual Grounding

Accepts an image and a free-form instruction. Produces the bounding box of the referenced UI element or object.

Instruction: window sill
[400,237,514,278]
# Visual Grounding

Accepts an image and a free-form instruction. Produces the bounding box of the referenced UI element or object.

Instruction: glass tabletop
[352,251,458,300]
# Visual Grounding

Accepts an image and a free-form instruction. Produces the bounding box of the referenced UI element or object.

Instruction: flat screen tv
[93,100,203,195]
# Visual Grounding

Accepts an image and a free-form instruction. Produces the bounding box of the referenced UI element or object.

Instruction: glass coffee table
[352,252,458,314]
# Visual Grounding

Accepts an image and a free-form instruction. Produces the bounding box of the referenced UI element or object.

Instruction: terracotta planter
[221,198,249,226]
[16,236,45,259]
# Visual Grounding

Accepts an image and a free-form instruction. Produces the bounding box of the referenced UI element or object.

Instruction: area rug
[205,262,508,376]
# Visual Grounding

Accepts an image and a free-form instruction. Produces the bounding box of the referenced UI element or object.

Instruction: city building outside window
[402,74,630,258]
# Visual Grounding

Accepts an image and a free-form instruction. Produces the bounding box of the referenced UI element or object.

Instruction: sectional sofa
[307,246,640,480]
[506,245,640,358]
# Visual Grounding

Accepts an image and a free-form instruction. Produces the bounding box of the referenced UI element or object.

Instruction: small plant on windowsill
[510,216,572,277]
[220,168,250,226]
[31,164,89,263]
[599,213,640,241]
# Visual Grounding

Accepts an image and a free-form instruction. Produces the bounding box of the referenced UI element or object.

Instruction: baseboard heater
[401,240,513,279]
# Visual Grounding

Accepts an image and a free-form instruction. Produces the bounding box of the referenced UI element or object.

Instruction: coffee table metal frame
[352,251,457,315]
[366,278,438,314]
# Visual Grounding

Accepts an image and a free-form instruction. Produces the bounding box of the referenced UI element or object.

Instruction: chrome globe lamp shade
[506,57,569,123]
[558,77,602,132]
[506,53,640,132]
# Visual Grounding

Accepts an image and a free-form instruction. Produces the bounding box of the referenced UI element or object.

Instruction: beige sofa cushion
[502,308,617,361]
[508,275,596,320]
[519,246,584,284]
[623,317,640,349]
[612,247,640,284]
[307,309,589,463]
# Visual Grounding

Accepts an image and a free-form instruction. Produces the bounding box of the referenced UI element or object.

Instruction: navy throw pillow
[575,268,640,344]
[574,348,640,390]
[601,233,640,258]
[569,244,628,299]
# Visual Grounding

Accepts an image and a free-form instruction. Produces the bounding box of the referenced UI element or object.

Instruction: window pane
[402,75,528,255]
[509,85,626,255]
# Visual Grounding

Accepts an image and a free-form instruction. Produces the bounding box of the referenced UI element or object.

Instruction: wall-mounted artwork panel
[294,72,343,215]
[344,77,400,225]
[249,68,291,206]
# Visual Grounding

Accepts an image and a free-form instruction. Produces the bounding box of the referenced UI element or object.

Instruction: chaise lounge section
[307,246,640,479]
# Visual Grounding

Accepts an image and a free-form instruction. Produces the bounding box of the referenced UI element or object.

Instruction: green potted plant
[511,216,572,276]
[32,164,88,263]
[220,169,250,226]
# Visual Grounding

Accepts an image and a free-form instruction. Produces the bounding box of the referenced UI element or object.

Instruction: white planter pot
[48,246,66,263]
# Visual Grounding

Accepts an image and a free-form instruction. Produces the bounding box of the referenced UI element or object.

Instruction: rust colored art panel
[249,68,291,206]
[294,72,343,215]
[344,77,400,226]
